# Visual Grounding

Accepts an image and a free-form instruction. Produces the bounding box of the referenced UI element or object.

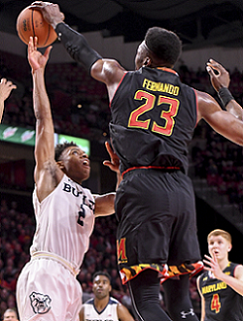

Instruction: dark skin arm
[206,58,243,120]
[31,2,243,148]
[28,36,64,202]
[94,142,121,217]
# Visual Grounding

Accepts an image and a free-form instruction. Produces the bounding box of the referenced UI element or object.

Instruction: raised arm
[206,58,243,120]
[0,78,16,123]
[203,254,243,296]
[197,91,243,146]
[28,36,62,201]
[30,1,126,100]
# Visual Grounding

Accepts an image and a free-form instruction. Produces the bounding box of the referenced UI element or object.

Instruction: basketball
[16,6,57,48]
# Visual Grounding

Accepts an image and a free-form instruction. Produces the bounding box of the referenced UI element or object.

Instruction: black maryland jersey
[109,67,197,174]
[199,262,243,321]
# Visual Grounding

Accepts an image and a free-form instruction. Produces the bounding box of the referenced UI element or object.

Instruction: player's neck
[94,296,109,311]
[218,256,229,271]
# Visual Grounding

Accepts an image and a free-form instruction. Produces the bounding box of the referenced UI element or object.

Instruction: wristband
[218,87,234,107]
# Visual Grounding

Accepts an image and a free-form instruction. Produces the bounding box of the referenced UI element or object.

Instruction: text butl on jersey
[83,297,119,321]
[31,174,95,269]
[109,67,198,174]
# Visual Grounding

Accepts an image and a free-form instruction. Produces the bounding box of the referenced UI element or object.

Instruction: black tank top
[109,67,197,174]
[199,262,243,321]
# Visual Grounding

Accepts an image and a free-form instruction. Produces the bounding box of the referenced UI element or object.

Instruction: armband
[55,23,102,73]
[218,87,234,108]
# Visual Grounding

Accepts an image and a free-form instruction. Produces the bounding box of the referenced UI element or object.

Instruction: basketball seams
[31,9,36,40]
[44,25,51,46]
[16,7,57,48]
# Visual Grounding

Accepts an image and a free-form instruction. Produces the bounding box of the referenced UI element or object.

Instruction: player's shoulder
[109,297,119,305]
[233,262,243,278]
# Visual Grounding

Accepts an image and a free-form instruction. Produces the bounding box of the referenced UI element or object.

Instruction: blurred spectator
[3,308,19,321]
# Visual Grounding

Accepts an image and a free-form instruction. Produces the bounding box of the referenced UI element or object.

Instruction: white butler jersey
[83,297,119,321]
[16,174,96,321]
[31,174,95,270]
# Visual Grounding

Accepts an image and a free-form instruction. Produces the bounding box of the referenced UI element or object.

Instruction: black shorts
[115,168,202,283]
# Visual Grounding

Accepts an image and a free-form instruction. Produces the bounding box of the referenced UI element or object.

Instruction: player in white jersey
[80,271,135,321]
[16,37,121,321]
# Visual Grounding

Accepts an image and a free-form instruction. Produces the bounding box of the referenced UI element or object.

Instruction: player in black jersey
[197,229,243,321]
[31,3,243,321]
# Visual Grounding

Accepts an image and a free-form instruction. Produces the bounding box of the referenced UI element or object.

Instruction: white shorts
[16,257,82,321]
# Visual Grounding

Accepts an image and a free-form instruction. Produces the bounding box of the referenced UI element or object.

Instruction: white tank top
[83,297,119,321]
[30,174,95,270]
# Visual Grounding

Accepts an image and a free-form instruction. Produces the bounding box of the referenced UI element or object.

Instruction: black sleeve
[55,22,102,73]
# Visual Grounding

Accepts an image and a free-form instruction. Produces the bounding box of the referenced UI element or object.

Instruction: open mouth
[83,160,90,167]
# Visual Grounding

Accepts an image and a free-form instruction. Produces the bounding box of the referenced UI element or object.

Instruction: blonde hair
[207,229,232,244]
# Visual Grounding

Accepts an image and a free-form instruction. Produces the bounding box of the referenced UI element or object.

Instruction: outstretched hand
[206,58,230,92]
[30,1,65,28]
[103,141,120,174]
[203,253,224,280]
[28,36,52,72]
[0,78,17,102]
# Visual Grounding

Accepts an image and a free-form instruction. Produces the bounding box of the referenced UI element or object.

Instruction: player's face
[59,146,90,183]
[135,41,148,70]
[208,235,231,260]
[92,275,111,300]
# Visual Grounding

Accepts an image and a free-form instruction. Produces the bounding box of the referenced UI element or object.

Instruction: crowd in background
[1,50,243,319]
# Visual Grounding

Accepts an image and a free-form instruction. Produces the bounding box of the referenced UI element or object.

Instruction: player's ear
[143,57,151,67]
[57,160,64,170]
[227,243,232,252]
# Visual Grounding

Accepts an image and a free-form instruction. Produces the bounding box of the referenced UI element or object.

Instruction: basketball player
[3,309,19,321]
[0,78,16,123]
[30,3,243,321]
[197,229,243,320]
[79,271,135,321]
[16,36,120,321]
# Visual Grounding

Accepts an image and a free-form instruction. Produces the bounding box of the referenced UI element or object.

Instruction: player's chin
[82,168,91,180]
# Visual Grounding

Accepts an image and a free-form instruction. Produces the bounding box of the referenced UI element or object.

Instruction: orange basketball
[16,6,57,48]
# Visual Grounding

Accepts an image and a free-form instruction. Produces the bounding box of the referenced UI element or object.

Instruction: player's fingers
[206,66,217,77]
[204,254,213,261]
[6,80,17,89]
[105,141,113,155]
[34,36,38,49]
[103,160,113,169]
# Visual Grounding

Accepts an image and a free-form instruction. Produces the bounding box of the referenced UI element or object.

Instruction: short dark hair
[92,271,111,283]
[145,27,182,66]
[54,141,78,161]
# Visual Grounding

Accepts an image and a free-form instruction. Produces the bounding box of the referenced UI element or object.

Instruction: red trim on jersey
[157,67,178,75]
[109,72,128,108]
[122,165,181,178]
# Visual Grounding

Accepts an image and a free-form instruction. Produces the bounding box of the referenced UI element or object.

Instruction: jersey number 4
[211,293,221,313]
[128,90,180,136]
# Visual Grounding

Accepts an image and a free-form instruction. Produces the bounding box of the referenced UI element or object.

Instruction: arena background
[0,0,243,318]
